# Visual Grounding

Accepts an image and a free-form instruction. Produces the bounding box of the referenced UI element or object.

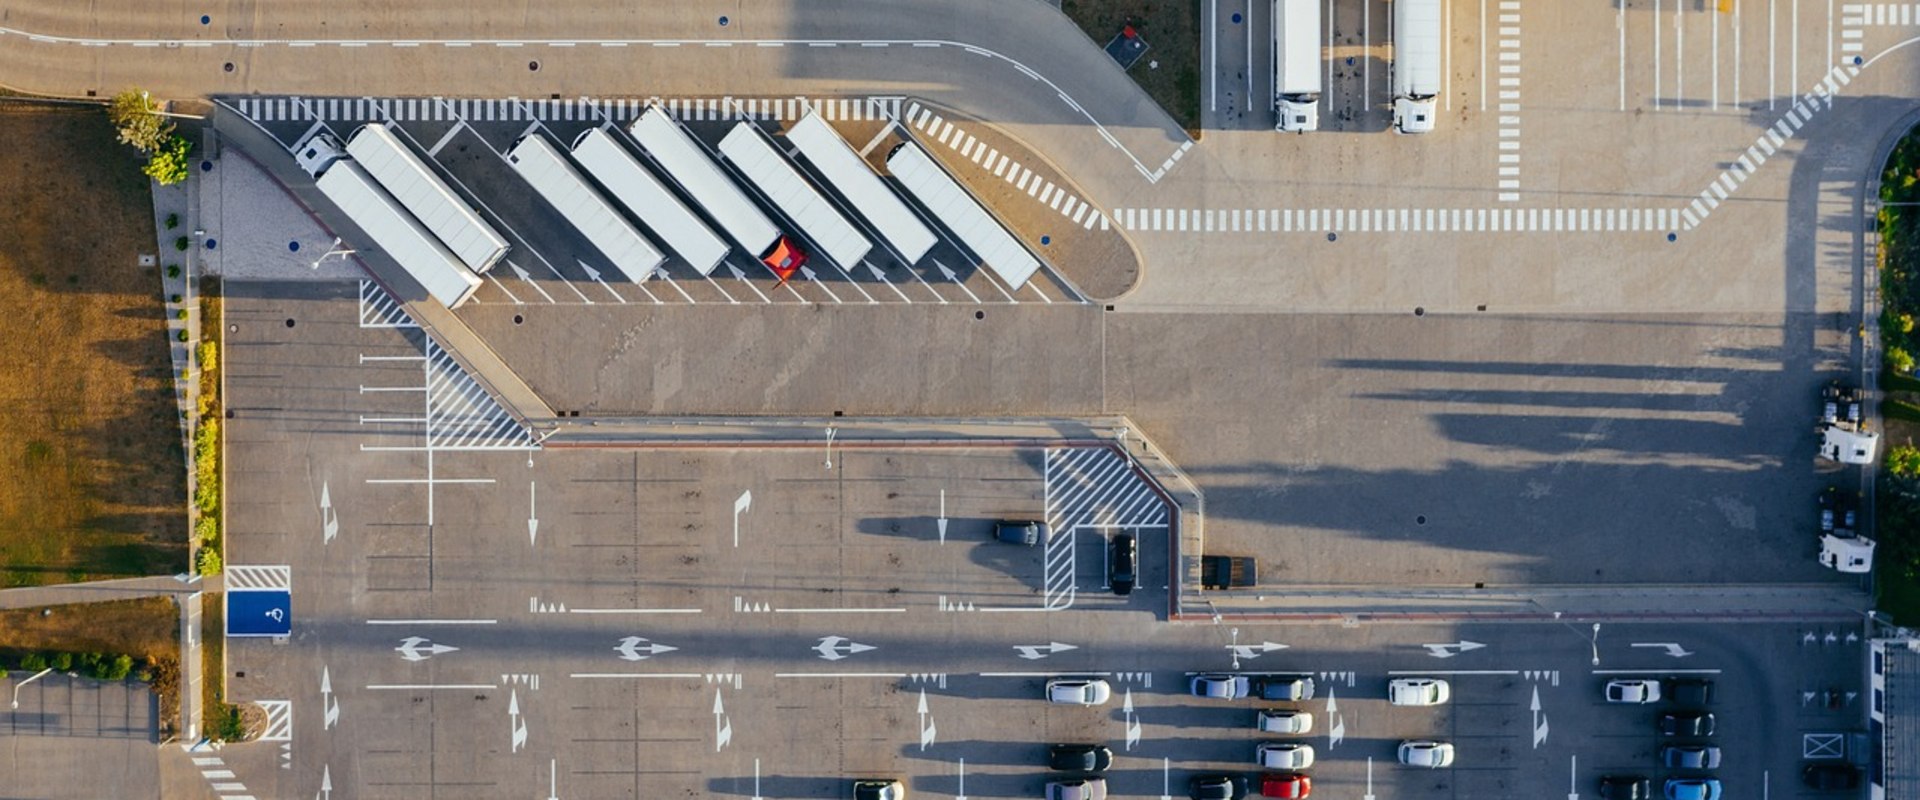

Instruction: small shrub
[1894,346,1917,375]
[197,341,217,373]
[173,237,189,252]
[176,308,188,321]
[195,516,219,545]
[166,264,180,278]
[49,652,72,672]
[177,329,189,342]
[78,652,102,670]
[143,135,193,186]
[211,703,246,741]
[165,212,180,230]
[195,547,223,576]
[169,293,181,304]
[1890,445,1920,479]
[135,667,153,682]
[104,655,133,682]
[20,652,47,671]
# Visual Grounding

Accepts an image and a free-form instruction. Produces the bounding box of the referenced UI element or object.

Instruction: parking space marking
[1496,0,1523,202]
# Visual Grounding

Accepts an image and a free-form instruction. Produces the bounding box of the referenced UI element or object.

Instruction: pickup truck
[1201,555,1257,589]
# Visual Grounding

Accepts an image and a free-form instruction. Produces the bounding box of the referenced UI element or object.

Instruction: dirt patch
[0,596,178,657]
[1061,0,1203,137]
[0,103,187,586]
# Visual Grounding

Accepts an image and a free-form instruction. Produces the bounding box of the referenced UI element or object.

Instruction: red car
[1262,773,1310,799]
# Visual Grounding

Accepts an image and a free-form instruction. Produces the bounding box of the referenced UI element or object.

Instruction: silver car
[1046,678,1112,706]
[1191,674,1252,700]
[1257,709,1314,734]
[1398,740,1455,768]
[1045,778,1107,800]
[1256,742,1315,769]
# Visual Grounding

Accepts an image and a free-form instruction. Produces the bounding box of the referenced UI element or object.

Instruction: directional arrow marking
[918,687,938,750]
[733,491,752,548]
[1421,640,1487,658]
[319,481,338,545]
[577,260,624,303]
[1013,642,1078,660]
[1530,685,1548,748]
[1629,642,1695,658]
[1229,641,1288,659]
[318,764,332,800]
[510,689,528,753]
[814,635,877,661]
[507,260,560,304]
[937,489,948,544]
[320,667,338,730]
[395,636,459,662]
[615,636,679,661]
[713,690,732,751]
[1124,687,1141,750]
[527,482,539,547]
[1326,688,1343,748]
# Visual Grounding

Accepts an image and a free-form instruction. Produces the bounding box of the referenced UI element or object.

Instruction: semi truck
[1392,0,1443,134]
[1273,0,1322,132]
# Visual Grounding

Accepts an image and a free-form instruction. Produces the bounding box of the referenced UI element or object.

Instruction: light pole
[1590,623,1602,666]
[823,427,837,471]
[10,667,54,709]
[311,237,357,270]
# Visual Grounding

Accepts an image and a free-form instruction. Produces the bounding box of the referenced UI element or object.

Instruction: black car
[1659,711,1716,737]
[995,520,1044,546]
[1257,675,1315,701]
[1109,534,1136,596]
[1667,678,1714,706]
[1188,775,1248,800]
[1803,763,1863,790]
[1598,776,1652,800]
[1047,743,1114,772]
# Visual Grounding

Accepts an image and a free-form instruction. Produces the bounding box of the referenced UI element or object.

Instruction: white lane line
[772,608,907,613]
[774,672,909,678]
[567,608,704,614]
[1591,668,1724,674]
[569,673,704,679]
[1209,0,1219,113]
[1770,0,1778,109]
[364,619,497,625]
[978,672,1114,677]
[1386,669,1520,675]
[1655,0,1663,108]
[365,684,500,690]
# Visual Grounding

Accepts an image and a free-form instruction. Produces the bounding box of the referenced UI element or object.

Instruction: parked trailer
[784,112,937,265]
[884,142,1040,290]
[570,128,730,275]
[717,122,873,271]
[628,107,808,280]
[1273,0,1323,132]
[1392,0,1444,134]
[313,160,482,308]
[345,123,511,273]
[506,133,665,283]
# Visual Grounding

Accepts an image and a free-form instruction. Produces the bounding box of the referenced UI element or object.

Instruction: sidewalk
[0,575,216,612]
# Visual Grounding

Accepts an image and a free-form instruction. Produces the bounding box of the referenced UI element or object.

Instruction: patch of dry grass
[1061,0,1203,135]
[0,104,186,585]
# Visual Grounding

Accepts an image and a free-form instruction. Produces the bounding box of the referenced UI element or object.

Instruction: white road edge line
[364,619,497,625]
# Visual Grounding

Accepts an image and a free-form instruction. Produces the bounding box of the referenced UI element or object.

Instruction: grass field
[0,104,186,586]
[1061,0,1203,136]
[0,596,177,657]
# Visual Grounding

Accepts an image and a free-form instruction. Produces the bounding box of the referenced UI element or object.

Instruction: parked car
[1388,678,1451,706]
[1109,533,1136,596]
[1605,679,1662,704]
[1192,674,1252,700]
[1663,778,1722,800]
[995,520,1044,545]
[1260,773,1310,799]
[853,779,906,800]
[1255,743,1314,769]
[1046,678,1112,706]
[1658,711,1715,736]
[1048,744,1113,772]
[1598,776,1652,800]
[1397,740,1454,768]
[1667,678,1713,706]
[1257,709,1313,734]
[1803,763,1863,790]
[1189,775,1248,800]
[1257,675,1315,701]
[1045,777,1108,800]
[1660,744,1722,769]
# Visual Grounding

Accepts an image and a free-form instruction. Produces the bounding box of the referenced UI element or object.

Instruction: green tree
[1893,346,1917,375]
[1889,444,1920,479]
[107,89,174,153]
[196,546,223,576]
[143,135,193,186]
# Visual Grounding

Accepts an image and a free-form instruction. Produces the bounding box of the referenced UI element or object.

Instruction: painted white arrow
[577,260,624,303]
[1228,641,1288,659]
[615,636,679,661]
[1629,642,1694,658]
[507,261,559,304]
[1531,685,1548,748]
[527,482,539,547]
[320,666,338,730]
[320,482,338,545]
[937,489,948,544]
[713,690,732,751]
[1160,757,1172,800]
[317,764,331,800]
[1013,642,1079,660]
[814,635,876,661]
[733,491,752,548]
[1421,640,1487,658]
[1123,689,1141,750]
[795,266,844,303]
[1326,688,1343,748]
[395,636,459,662]
[509,689,528,753]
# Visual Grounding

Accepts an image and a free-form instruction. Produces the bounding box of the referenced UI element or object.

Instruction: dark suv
[1667,678,1713,706]
[1659,711,1716,737]
[1109,534,1136,596]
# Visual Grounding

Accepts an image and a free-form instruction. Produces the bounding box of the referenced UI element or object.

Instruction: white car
[1398,740,1454,768]
[1388,678,1451,706]
[1257,709,1314,734]
[1256,742,1315,769]
[1604,679,1662,704]
[1046,678,1112,706]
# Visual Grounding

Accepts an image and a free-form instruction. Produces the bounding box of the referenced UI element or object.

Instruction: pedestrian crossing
[1843,3,1920,25]
[232,94,903,125]
[188,753,258,800]
[904,102,1111,232]
[1682,61,1856,230]
[1113,205,1691,234]
[1494,0,1523,203]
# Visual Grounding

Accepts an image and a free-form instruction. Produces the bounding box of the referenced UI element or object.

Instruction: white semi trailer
[1392,0,1443,134]
[1273,0,1322,132]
